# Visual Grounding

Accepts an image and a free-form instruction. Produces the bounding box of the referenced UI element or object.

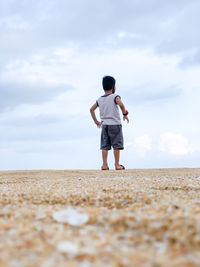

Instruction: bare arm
[115,96,129,123]
[90,103,101,127]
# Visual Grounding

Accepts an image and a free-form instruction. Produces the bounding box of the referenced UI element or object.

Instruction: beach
[1,168,200,267]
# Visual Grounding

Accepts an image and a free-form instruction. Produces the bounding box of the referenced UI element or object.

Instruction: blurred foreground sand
[1,168,200,267]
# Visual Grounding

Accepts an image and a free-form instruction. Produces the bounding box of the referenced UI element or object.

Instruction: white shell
[53,208,89,226]
[57,241,79,257]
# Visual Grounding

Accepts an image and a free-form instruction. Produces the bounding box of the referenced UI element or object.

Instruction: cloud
[126,135,152,157]
[0,15,30,30]
[0,0,199,61]
[0,113,62,127]
[142,86,182,102]
[159,132,190,156]
[0,80,71,112]
[156,1,200,55]
[179,49,200,68]
[125,84,182,104]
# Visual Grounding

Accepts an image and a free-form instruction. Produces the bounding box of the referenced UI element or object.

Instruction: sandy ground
[1,168,200,267]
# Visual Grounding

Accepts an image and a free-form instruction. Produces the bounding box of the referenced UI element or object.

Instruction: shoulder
[113,94,121,104]
[96,96,103,105]
[112,93,121,98]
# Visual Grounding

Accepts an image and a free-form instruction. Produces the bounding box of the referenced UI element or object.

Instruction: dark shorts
[100,125,124,150]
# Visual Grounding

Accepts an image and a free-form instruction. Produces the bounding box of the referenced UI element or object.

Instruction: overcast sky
[0,0,200,170]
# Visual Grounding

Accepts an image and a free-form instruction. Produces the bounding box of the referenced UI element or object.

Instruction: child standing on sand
[90,76,129,170]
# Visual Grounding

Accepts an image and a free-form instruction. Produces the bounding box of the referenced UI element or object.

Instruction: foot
[115,164,125,170]
[101,165,109,170]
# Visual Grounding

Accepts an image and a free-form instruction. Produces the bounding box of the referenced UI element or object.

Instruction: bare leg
[114,149,120,169]
[102,150,108,169]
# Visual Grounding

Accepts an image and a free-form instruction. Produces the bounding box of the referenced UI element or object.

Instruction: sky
[0,0,200,170]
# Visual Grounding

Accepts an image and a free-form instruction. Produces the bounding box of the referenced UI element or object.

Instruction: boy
[90,76,129,170]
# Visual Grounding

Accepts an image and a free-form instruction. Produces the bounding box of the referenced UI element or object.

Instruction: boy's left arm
[115,96,129,123]
[90,103,101,127]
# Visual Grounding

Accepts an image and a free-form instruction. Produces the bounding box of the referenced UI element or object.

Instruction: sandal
[115,165,125,170]
[101,166,109,170]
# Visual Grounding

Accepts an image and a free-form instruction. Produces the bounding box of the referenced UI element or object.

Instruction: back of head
[102,76,116,91]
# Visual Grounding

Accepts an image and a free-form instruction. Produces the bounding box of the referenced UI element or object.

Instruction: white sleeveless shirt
[97,93,121,125]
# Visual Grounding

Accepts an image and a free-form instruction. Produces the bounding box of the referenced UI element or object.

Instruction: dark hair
[102,76,116,91]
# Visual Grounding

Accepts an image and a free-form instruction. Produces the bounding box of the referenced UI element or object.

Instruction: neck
[104,89,113,95]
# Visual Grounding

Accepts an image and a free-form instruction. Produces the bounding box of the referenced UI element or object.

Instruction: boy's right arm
[90,103,101,127]
[115,96,129,123]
